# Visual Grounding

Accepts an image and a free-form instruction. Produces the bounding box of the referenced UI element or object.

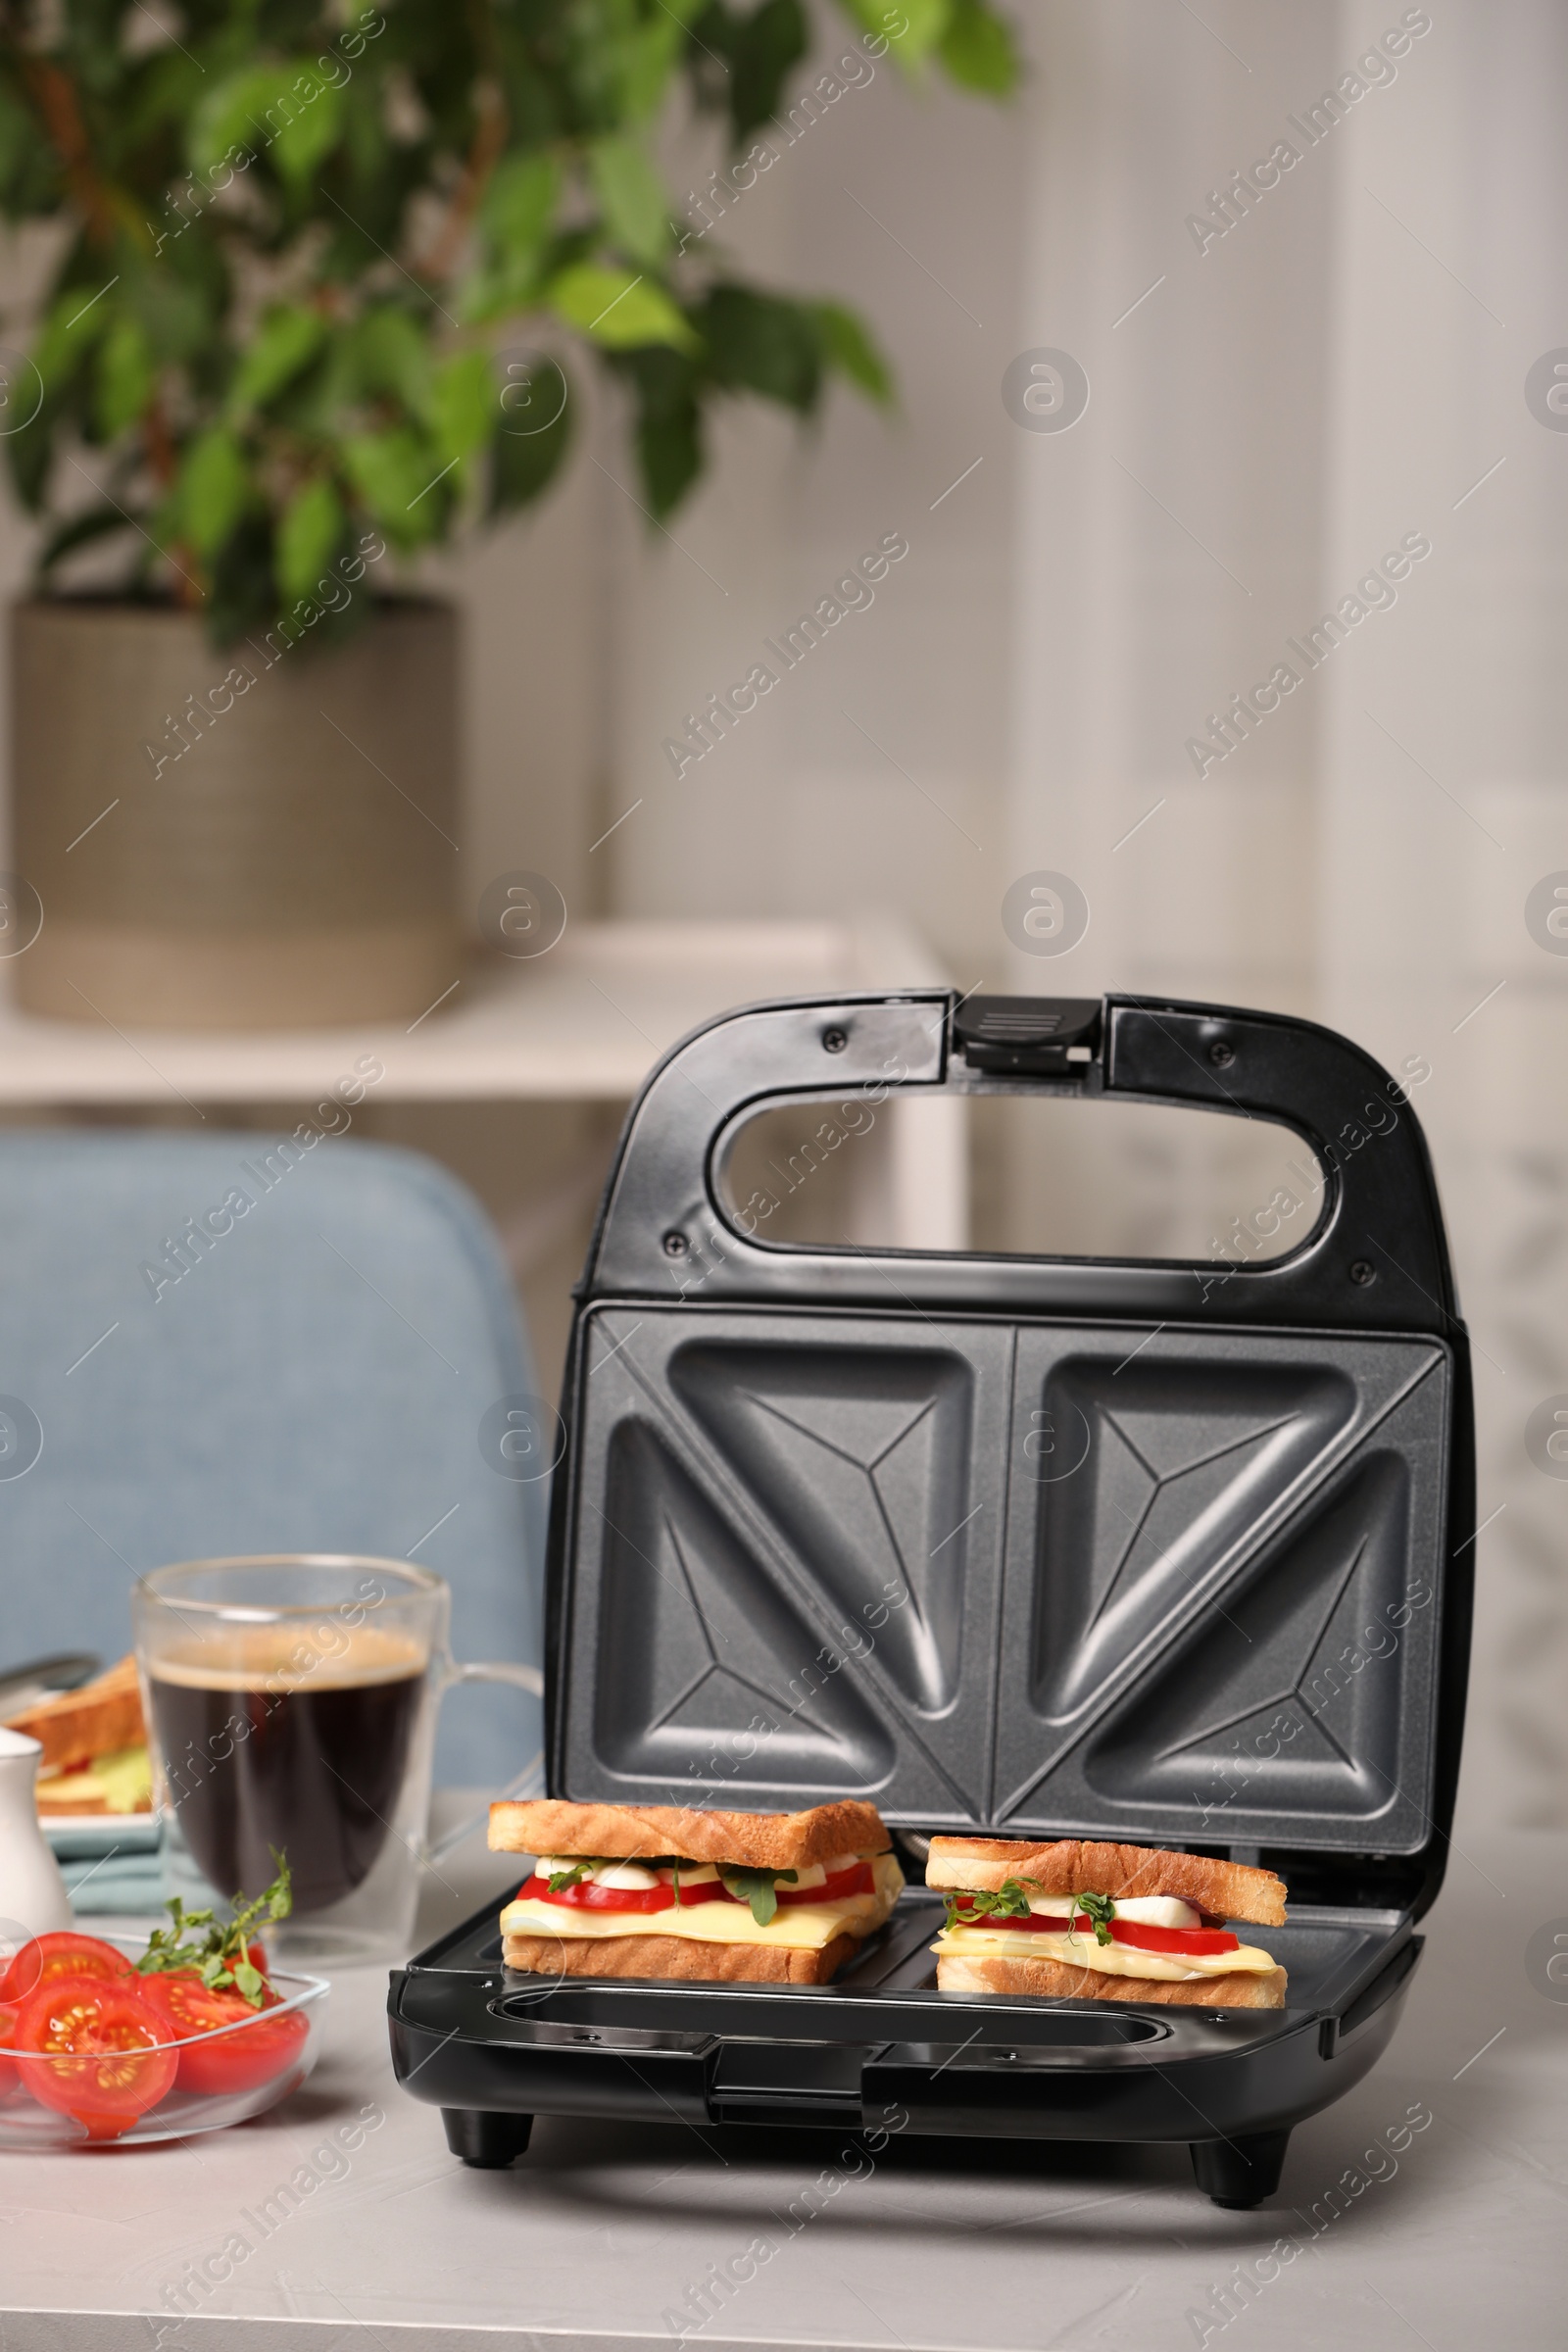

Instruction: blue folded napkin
[45,1818,166,1914]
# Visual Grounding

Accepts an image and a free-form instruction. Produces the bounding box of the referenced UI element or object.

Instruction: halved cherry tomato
[950,1901,1240,1956]
[136,1973,309,2097]
[777,1862,873,1905]
[15,1975,175,2139]
[0,1931,135,2011]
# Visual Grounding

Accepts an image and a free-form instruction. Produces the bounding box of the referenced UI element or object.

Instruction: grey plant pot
[10,598,463,1029]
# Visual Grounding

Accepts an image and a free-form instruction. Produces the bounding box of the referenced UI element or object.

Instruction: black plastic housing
[389,991,1474,2206]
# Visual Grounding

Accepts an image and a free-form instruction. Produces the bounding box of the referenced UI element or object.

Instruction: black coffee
[147,1627,425,1915]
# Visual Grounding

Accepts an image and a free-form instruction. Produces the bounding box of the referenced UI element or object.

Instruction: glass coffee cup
[132,1554,541,1966]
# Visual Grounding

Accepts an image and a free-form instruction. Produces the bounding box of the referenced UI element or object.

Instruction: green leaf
[547,264,696,352]
[227,305,326,419]
[187,65,297,176]
[30,286,109,402]
[270,71,346,190]
[727,0,809,142]
[37,504,133,576]
[94,314,156,439]
[189,61,343,190]
[0,74,58,216]
[430,348,496,466]
[719,1866,798,1928]
[701,285,819,410]
[490,357,572,514]
[841,0,949,70]
[588,136,671,266]
[180,425,249,558]
[812,301,894,404]
[938,0,1021,94]
[546,1862,590,1892]
[614,346,702,517]
[342,425,445,543]
[350,306,432,417]
[479,151,561,282]
[276,475,345,604]
[615,16,689,125]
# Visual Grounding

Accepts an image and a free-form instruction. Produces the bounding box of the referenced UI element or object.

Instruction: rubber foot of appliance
[442,2107,534,2168]
[1190,2129,1291,2208]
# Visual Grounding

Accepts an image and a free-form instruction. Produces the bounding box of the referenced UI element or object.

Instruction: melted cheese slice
[502,1851,905,1952]
[932,1921,1279,1981]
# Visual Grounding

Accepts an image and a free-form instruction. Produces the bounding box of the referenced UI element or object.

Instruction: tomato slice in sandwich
[776,1861,874,1905]
[948,1899,1239,1955]
[1104,1919,1240,1956]
[519,1875,727,1913]
[15,1975,175,2138]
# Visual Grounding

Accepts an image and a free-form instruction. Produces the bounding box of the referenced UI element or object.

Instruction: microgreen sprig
[1069,1890,1117,1947]
[718,1866,799,1927]
[942,1876,1037,1934]
[136,1852,292,2006]
[545,1862,593,1892]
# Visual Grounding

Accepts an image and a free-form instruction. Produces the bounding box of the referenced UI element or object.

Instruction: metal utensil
[0,1653,103,1719]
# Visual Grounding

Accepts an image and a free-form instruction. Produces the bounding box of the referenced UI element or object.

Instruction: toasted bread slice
[936,1951,1288,2008]
[502,1930,861,1985]
[925,1838,1286,1928]
[6,1656,144,1774]
[34,1744,152,1816]
[489,1797,889,1871]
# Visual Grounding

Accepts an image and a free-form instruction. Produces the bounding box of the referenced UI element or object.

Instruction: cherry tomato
[15,1975,175,2139]
[137,1973,309,2097]
[0,1931,134,2011]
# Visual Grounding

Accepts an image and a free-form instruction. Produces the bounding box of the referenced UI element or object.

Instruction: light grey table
[3,1812,1564,2352]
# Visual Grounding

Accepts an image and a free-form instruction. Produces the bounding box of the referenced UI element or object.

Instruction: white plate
[41,1814,160,1846]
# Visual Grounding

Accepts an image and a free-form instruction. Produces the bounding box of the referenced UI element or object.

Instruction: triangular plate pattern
[1086,1451,1411,1820]
[671,1344,974,1713]
[1030,1358,1357,1722]
[591,1416,894,1788]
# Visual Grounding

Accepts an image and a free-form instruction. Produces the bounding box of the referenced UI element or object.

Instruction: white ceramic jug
[0,1728,73,1934]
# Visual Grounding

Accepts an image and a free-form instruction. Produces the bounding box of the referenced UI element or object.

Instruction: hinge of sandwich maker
[953,995,1102,1079]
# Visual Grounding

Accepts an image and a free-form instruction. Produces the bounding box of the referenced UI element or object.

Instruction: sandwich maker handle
[583,990,1459,1336]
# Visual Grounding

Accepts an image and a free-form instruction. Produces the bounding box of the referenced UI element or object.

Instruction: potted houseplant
[0,0,1017,1029]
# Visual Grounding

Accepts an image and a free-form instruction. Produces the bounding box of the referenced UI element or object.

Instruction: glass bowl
[0,1936,328,2148]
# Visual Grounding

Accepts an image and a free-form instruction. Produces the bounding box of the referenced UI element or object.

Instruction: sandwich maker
[389,990,1473,2208]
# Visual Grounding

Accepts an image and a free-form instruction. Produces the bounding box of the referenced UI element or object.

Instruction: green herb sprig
[136,1852,292,2007]
[942,1876,1037,1934]
[718,1866,799,1928]
[545,1862,593,1892]
[1069,1890,1117,1948]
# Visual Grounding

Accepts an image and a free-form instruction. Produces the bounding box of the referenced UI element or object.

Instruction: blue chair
[0,1129,547,1800]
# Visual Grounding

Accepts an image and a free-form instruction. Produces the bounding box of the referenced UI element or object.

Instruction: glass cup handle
[426,1659,545,1866]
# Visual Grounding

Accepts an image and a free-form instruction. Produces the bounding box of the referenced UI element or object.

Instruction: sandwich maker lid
[541,993,1473,1921]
